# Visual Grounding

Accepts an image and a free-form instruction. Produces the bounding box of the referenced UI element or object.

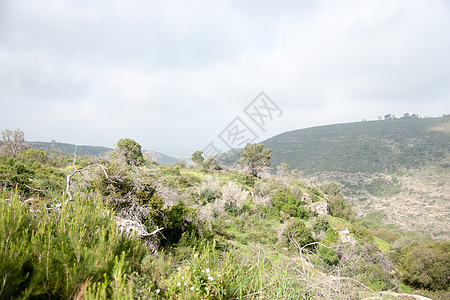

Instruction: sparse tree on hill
[277,162,291,177]
[144,151,161,164]
[204,157,221,171]
[0,129,28,158]
[115,138,144,166]
[239,143,272,177]
[191,150,204,166]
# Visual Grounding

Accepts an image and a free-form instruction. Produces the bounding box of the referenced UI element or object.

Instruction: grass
[1,147,447,299]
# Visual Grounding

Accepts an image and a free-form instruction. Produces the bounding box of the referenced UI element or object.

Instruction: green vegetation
[263,116,450,174]
[191,150,205,166]
[0,131,448,299]
[239,143,272,177]
[0,193,146,299]
[115,138,144,166]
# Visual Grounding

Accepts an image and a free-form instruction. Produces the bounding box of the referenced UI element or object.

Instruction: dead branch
[24,183,46,194]
[66,163,110,202]
[137,226,164,238]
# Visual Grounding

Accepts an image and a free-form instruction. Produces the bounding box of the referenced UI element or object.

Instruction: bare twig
[66,164,110,202]
[137,227,164,238]
[24,183,46,194]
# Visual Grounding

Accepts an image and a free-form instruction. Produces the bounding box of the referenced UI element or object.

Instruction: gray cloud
[0,0,449,156]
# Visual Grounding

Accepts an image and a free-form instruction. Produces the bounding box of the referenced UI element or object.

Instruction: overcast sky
[1,0,449,157]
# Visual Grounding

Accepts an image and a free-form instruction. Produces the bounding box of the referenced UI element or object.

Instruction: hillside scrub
[0,193,146,299]
[0,142,448,299]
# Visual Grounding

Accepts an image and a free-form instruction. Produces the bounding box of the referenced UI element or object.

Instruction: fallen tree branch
[137,227,164,238]
[24,183,46,194]
[66,163,111,202]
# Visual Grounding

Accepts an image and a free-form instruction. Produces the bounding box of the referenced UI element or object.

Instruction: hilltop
[218,116,450,239]
[265,116,450,239]
[263,116,450,174]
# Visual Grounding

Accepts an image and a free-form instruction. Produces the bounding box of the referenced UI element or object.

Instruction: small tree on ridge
[239,143,272,177]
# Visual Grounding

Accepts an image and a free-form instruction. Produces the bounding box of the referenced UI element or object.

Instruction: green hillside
[28,141,178,164]
[263,116,450,174]
[1,145,448,299]
[28,141,112,156]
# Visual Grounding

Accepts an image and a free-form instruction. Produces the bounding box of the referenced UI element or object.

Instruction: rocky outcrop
[307,201,329,215]
[114,217,149,237]
[338,228,356,245]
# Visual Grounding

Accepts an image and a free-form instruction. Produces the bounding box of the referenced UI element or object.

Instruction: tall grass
[0,192,146,299]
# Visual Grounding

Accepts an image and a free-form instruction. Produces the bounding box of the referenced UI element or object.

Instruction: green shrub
[317,245,339,265]
[0,193,146,298]
[231,172,256,187]
[308,186,323,203]
[177,176,191,188]
[337,241,397,291]
[351,223,374,241]
[203,157,221,172]
[283,219,315,248]
[399,241,450,291]
[199,188,217,204]
[271,191,307,219]
[161,202,200,247]
[19,149,49,164]
[328,195,354,221]
[312,216,332,234]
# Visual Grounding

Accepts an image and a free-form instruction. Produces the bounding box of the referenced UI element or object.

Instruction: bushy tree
[328,195,354,221]
[284,219,315,248]
[19,149,48,164]
[204,157,221,171]
[276,162,290,177]
[400,241,450,291]
[115,138,144,166]
[239,143,272,177]
[0,129,28,158]
[191,150,204,166]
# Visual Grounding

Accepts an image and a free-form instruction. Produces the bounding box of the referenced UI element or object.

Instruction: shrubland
[0,136,448,299]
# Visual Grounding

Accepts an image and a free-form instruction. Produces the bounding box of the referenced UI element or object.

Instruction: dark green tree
[115,138,144,166]
[204,157,221,171]
[284,219,315,248]
[400,241,450,291]
[239,143,272,177]
[191,150,204,166]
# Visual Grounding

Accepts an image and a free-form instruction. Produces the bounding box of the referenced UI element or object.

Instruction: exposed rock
[338,228,356,245]
[114,217,161,255]
[114,217,149,237]
[307,201,329,215]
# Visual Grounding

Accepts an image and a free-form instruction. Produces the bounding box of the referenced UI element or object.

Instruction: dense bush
[160,202,200,247]
[328,194,354,221]
[336,241,397,290]
[271,191,307,219]
[312,216,332,234]
[0,194,147,299]
[398,241,450,291]
[283,219,315,248]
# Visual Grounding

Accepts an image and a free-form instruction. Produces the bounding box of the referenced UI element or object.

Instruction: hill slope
[28,141,112,156]
[218,116,450,239]
[263,116,450,174]
[262,116,450,239]
[27,141,178,164]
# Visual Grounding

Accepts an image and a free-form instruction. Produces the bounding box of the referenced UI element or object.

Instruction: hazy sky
[1,0,449,157]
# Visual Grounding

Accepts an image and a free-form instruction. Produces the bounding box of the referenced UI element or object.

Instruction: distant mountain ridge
[259,116,450,239]
[27,141,178,165]
[263,116,450,174]
[27,141,112,157]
